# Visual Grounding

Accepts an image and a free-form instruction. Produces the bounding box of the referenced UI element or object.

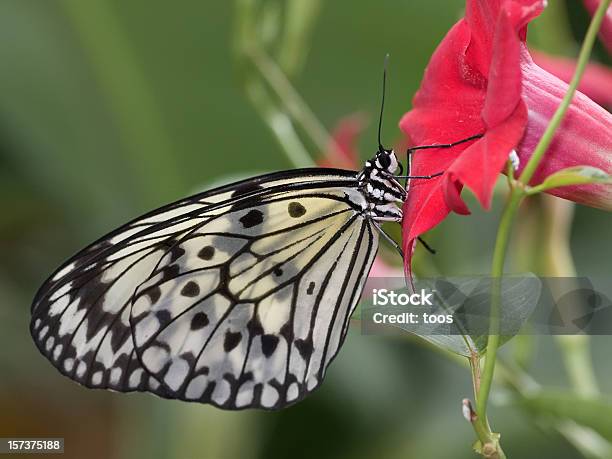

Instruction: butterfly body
[31,149,404,410]
[358,149,405,221]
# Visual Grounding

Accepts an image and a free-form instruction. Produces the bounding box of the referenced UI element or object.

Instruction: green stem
[519,0,611,185]
[420,335,609,459]
[471,189,522,458]
[246,45,339,159]
[477,190,523,420]
[244,78,315,168]
[234,0,334,167]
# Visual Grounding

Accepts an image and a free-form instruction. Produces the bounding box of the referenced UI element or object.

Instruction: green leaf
[420,333,479,358]
[359,275,542,358]
[421,275,542,356]
[520,390,612,441]
[527,166,612,195]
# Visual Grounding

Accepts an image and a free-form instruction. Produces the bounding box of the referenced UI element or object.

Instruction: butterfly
[29,58,481,409]
[29,144,413,410]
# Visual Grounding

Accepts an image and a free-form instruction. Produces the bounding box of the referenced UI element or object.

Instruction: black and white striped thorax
[356,149,405,222]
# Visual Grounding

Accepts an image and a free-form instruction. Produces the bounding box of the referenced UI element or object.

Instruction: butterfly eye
[377,152,391,169]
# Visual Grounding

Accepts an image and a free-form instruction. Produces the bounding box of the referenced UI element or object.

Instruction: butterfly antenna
[378,54,389,152]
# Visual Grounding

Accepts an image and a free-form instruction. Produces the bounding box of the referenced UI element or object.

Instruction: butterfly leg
[417,236,436,255]
[371,220,404,259]
[405,133,484,155]
[400,133,484,186]
[394,172,443,180]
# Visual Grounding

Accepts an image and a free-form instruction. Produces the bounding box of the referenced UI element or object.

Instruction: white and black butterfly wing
[30,169,378,409]
[130,190,378,409]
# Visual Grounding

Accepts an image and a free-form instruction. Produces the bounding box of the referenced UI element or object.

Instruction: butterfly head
[356,148,406,222]
[373,148,403,176]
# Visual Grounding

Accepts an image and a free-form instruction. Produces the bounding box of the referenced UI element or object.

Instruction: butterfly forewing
[30,169,378,409]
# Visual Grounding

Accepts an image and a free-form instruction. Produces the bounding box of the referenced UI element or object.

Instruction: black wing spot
[158,240,185,263]
[190,312,209,330]
[146,286,162,304]
[74,276,108,311]
[160,264,180,281]
[239,210,264,228]
[306,281,315,295]
[261,334,279,358]
[110,325,131,353]
[171,246,186,262]
[223,331,242,352]
[288,202,306,218]
[181,281,200,297]
[156,310,172,326]
[295,338,313,360]
[247,316,264,336]
[198,246,215,260]
[273,267,283,277]
[279,322,293,342]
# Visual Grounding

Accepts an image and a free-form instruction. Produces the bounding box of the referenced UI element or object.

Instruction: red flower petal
[465,0,543,76]
[531,50,612,107]
[446,102,527,210]
[482,5,524,127]
[517,52,612,210]
[583,0,612,53]
[401,21,485,145]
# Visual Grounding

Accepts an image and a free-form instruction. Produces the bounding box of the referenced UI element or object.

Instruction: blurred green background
[1,1,611,458]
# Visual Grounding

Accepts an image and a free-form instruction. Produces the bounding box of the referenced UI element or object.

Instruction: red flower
[400,0,612,274]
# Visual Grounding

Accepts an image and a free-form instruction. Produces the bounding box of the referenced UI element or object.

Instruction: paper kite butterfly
[29,145,413,409]
[29,65,481,410]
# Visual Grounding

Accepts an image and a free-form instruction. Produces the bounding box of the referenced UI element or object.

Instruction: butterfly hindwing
[30,169,378,409]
